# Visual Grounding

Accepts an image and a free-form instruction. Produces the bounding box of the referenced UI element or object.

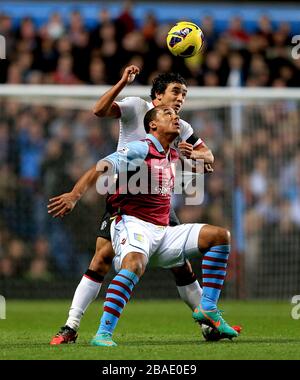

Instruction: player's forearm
[191,148,214,164]
[93,79,126,117]
[71,165,100,201]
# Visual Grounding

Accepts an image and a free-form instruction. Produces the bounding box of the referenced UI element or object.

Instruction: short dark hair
[150,73,187,100]
[144,107,160,133]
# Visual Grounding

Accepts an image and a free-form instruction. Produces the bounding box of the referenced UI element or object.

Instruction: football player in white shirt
[49,66,240,345]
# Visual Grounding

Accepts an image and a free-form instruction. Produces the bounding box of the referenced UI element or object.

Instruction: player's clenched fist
[47,192,77,218]
[121,65,140,84]
[178,141,193,158]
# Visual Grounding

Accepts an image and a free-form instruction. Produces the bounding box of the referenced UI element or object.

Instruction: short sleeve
[179,119,194,141]
[180,119,203,147]
[102,141,149,174]
[115,97,142,123]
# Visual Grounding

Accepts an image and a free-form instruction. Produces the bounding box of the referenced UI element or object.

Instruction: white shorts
[111,215,205,272]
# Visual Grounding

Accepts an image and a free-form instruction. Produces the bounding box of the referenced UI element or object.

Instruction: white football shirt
[114,97,202,151]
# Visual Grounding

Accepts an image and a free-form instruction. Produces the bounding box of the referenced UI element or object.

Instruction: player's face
[155,107,180,137]
[158,82,187,113]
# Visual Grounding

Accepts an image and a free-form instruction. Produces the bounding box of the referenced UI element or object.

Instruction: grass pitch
[0,299,299,360]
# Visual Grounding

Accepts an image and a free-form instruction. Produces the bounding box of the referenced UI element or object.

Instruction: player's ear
[155,91,163,101]
[149,120,157,131]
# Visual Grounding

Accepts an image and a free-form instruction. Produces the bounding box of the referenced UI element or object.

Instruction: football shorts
[98,206,180,240]
[111,214,205,271]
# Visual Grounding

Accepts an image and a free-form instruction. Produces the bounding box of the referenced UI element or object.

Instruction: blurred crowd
[0,5,299,297]
[0,4,299,87]
[0,100,113,279]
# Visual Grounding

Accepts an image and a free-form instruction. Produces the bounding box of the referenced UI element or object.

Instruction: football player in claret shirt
[88,105,239,346]
[49,67,240,345]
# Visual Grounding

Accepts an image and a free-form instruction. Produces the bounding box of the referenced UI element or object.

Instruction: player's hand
[178,141,193,158]
[204,163,214,173]
[121,65,140,84]
[47,192,78,218]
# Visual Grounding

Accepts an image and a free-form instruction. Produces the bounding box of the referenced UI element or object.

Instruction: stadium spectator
[45,12,65,40]
[25,237,53,280]
[200,16,219,51]
[116,0,136,35]
[52,54,80,84]
[141,12,158,41]
[224,17,250,49]
[0,238,28,278]
[88,57,106,84]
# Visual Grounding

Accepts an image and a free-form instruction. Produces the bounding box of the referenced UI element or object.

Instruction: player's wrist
[190,151,198,160]
[70,190,81,202]
[119,76,129,87]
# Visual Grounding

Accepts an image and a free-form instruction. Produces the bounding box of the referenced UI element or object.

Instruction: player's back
[115,97,195,151]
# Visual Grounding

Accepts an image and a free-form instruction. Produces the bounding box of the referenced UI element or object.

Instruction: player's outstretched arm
[47,164,100,218]
[93,65,140,118]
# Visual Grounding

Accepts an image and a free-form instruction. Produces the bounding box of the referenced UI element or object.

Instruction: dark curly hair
[150,73,187,100]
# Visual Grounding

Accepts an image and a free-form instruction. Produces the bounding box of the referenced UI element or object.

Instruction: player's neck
[160,138,170,153]
[152,132,172,153]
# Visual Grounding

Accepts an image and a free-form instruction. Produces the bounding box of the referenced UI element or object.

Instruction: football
[201,324,222,341]
[202,324,242,341]
[166,21,204,57]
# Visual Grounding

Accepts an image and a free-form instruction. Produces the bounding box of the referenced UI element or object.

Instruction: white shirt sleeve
[179,119,203,147]
[115,97,142,123]
[179,119,194,141]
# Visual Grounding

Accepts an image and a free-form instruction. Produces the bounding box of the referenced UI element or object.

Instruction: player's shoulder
[116,97,150,117]
[119,140,149,159]
[178,118,194,139]
[118,96,147,105]
[179,118,192,129]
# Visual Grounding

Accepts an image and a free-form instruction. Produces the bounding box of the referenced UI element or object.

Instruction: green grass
[0,299,299,360]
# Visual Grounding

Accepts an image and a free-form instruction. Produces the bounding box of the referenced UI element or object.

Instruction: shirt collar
[146,134,165,153]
